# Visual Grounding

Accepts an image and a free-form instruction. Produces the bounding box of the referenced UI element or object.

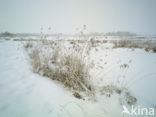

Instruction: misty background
[0,0,156,35]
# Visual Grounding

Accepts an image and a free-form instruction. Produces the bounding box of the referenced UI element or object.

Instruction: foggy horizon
[0,0,156,35]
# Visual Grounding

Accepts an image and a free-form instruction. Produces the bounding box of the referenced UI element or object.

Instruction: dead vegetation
[73,92,83,99]
[25,40,94,99]
[120,64,129,69]
[100,85,137,105]
[24,41,33,49]
[100,85,120,97]
[23,38,142,102]
[111,39,156,53]
[28,47,41,73]
[124,91,137,105]
[73,38,156,53]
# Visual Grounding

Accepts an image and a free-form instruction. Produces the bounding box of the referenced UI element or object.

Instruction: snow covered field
[0,37,156,117]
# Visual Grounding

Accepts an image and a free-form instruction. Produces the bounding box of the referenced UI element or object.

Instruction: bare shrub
[28,48,41,73]
[27,40,94,96]
[24,41,33,49]
[100,85,137,105]
[125,91,137,105]
[103,40,107,43]
[4,38,11,41]
[89,38,101,47]
[120,64,129,69]
[112,39,156,53]
[73,92,83,99]
[145,48,150,52]
[152,47,156,53]
[43,49,92,92]
[112,40,133,48]
[100,85,122,97]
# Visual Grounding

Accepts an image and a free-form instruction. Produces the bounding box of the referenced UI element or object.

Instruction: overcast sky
[0,0,156,35]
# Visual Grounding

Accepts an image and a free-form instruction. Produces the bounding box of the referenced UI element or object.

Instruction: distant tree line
[0,31,137,37]
[105,31,136,36]
[0,32,16,37]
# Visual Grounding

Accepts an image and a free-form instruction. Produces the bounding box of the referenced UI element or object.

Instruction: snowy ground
[0,37,156,117]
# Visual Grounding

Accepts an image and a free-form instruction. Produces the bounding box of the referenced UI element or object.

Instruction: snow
[0,40,70,117]
[0,40,110,117]
[90,46,156,106]
[0,38,156,117]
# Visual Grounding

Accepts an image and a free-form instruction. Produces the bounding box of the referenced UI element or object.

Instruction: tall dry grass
[25,39,94,97]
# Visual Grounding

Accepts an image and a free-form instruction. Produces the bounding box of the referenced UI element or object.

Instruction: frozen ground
[90,46,156,105]
[0,38,156,117]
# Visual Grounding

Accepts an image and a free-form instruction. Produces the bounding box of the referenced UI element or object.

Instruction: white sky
[0,0,156,34]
